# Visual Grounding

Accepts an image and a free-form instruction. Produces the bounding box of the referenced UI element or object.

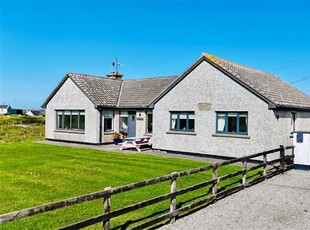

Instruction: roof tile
[68,73,177,108]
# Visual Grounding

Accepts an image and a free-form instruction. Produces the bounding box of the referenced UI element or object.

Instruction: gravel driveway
[159,170,310,230]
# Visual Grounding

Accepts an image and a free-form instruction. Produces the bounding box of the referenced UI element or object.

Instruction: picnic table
[119,136,152,152]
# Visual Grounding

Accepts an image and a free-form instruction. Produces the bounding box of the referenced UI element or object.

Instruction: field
[0,116,45,143]
[0,143,248,229]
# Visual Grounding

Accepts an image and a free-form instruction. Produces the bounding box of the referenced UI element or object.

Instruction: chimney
[106,71,123,80]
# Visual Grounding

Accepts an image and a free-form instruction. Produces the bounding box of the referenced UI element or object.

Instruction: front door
[127,111,136,137]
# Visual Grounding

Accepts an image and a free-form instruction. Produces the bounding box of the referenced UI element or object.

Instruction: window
[103,111,114,132]
[56,110,85,131]
[120,112,128,132]
[147,112,153,133]
[170,112,195,132]
[216,112,248,135]
[291,113,296,132]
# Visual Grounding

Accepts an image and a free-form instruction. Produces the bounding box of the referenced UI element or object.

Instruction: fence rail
[0,145,295,229]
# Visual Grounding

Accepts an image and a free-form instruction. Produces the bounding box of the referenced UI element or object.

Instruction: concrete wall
[153,61,295,158]
[296,112,310,131]
[136,110,149,136]
[45,78,100,144]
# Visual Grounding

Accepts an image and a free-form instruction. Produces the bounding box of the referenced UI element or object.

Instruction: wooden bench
[119,137,152,152]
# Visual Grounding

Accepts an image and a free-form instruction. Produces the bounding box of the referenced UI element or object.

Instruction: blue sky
[1,0,310,109]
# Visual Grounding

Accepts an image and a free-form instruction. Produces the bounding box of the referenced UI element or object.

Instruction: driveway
[159,170,310,230]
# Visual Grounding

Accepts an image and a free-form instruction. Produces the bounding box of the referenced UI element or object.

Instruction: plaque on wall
[198,103,211,111]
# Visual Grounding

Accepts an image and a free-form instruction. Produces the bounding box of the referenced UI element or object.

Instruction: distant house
[0,105,13,115]
[42,72,177,144]
[152,53,310,158]
[24,110,45,117]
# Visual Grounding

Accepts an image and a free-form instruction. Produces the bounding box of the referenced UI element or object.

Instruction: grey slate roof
[44,53,310,111]
[203,53,310,109]
[69,73,122,107]
[0,105,9,109]
[42,73,178,108]
[118,76,178,108]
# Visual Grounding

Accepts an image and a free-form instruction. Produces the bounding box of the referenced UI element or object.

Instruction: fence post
[263,154,267,176]
[242,158,247,185]
[170,172,177,224]
[279,145,285,172]
[212,164,218,196]
[103,187,112,230]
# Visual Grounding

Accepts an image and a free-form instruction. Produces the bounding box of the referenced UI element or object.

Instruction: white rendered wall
[153,61,293,158]
[45,78,100,144]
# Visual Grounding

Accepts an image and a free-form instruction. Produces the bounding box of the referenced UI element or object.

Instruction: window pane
[188,114,195,119]
[179,114,187,119]
[56,111,63,129]
[228,114,237,132]
[71,113,79,129]
[104,118,112,131]
[147,113,153,133]
[64,111,71,129]
[103,111,113,118]
[188,118,195,130]
[171,117,177,129]
[217,114,226,132]
[239,115,247,133]
[120,111,128,117]
[179,117,187,130]
[171,113,178,130]
[79,113,85,130]
[103,111,113,132]
[171,114,178,119]
[120,117,128,131]
[188,113,195,130]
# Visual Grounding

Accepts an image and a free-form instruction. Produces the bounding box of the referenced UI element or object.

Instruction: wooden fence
[0,145,294,229]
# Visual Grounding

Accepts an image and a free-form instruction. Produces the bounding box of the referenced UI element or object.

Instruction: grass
[0,142,258,229]
[0,116,45,143]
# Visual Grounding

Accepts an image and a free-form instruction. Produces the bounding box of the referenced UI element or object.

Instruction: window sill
[212,133,250,139]
[166,131,196,136]
[144,133,153,136]
[54,129,85,134]
[104,131,115,135]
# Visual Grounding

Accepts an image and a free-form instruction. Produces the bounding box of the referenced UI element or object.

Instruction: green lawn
[0,142,244,229]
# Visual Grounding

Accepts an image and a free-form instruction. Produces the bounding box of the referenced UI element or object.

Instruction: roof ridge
[68,72,125,82]
[203,53,276,77]
[117,81,124,107]
[124,75,178,81]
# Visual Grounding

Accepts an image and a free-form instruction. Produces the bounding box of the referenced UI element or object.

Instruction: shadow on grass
[112,171,263,230]
[111,207,170,230]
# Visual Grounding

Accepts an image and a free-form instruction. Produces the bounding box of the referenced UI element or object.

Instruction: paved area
[38,140,225,163]
[159,170,310,230]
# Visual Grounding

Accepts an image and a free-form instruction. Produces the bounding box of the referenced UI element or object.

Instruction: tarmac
[38,140,225,163]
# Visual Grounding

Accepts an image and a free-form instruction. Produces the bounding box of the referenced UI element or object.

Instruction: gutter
[273,104,310,112]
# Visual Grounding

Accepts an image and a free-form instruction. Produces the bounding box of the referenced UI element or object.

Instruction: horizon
[1,0,310,109]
